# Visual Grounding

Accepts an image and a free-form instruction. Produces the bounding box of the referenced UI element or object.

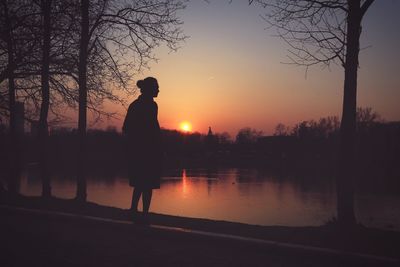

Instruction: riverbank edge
[1,192,400,261]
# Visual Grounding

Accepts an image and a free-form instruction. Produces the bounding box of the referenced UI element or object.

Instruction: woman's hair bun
[136,80,144,89]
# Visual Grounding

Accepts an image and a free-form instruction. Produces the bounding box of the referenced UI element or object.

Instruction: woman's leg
[142,189,153,214]
[131,187,142,212]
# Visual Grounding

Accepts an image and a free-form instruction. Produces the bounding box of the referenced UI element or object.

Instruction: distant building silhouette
[207,127,213,136]
[205,126,217,153]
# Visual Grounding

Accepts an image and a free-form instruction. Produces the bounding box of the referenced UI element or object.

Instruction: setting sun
[179,121,192,133]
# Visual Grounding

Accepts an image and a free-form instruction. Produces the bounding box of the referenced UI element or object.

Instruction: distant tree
[216,132,232,145]
[236,127,263,145]
[253,0,377,226]
[291,116,340,139]
[317,116,341,139]
[274,123,290,136]
[291,121,312,139]
[356,106,382,132]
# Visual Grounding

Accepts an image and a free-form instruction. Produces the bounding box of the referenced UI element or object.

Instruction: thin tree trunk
[3,0,19,195]
[337,0,362,226]
[76,0,89,201]
[39,0,52,198]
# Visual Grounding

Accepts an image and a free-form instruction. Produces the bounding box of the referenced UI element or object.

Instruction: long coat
[122,95,162,189]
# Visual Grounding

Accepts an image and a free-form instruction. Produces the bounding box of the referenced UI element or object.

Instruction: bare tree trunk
[3,0,19,195]
[76,0,89,201]
[39,0,52,198]
[337,0,362,226]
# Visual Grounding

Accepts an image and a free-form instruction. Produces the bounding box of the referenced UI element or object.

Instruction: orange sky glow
[88,1,400,137]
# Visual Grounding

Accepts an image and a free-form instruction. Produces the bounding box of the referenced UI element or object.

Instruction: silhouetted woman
[122,77,162,223]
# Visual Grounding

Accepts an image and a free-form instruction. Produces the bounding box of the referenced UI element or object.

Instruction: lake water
[16,168,400,230]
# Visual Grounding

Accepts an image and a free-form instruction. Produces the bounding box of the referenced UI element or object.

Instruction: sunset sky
[102,1,400,136]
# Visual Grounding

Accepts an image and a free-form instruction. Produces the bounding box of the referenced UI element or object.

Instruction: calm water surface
[17,168,400,230]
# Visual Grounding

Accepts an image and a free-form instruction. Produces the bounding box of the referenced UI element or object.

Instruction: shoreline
[1,192,400,261]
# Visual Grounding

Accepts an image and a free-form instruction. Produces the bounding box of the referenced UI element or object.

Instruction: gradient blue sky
[104,0,400,136]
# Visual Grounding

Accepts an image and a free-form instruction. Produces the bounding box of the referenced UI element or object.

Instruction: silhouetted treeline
[0,117,399,182]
